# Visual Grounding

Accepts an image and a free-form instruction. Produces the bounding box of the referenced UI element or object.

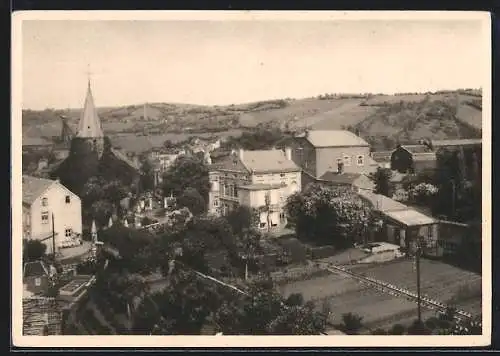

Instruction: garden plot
[348,259,482,315]
[277,272,424,330]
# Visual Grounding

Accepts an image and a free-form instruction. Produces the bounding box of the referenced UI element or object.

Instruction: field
[278,258,482,331]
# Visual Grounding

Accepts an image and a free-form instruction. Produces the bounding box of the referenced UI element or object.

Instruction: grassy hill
[22,89,482,151]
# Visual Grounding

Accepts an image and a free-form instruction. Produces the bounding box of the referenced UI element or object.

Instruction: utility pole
[416,242,422,324]
[51,213,56,261]
[413,234,425,325]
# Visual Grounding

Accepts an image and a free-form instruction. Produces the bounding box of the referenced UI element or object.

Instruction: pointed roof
[91,220,97,234]
[60,115,74,143]
[76,81,104,138]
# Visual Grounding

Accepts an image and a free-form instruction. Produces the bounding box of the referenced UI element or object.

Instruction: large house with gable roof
[288,130,379,188]
[208,148,301,230]
[22,175,82,254]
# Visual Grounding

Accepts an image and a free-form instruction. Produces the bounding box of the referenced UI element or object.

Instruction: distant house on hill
[390,144,437,173]
[289,130,378,179]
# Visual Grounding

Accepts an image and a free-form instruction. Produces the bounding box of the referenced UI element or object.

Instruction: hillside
[22,89,482,151]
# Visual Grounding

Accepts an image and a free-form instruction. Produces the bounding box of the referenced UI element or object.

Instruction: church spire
[76,79,104,138]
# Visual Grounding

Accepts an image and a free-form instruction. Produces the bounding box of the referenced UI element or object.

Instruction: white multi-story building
[22,175,82,254]
[208,148,301,231]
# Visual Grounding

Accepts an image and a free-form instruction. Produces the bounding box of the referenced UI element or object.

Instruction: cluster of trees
[368,146,482,224]
[88,208,333,335]
[222,128,293,151]
[132,269,329,335]
[285,184,374,248]
[161,155,210,216]
[80,177,129,227]
[23,239,47,263]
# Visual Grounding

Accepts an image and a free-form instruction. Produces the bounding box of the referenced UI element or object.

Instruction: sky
[21,17,486,110]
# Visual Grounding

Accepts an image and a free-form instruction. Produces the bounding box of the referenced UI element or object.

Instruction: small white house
[22,175,82,254]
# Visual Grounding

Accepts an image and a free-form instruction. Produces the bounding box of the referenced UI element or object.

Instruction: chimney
[285,147,292,161]
[238,148,244,161]
[337,161,344,174]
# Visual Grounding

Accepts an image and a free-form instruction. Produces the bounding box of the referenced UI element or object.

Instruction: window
[41,212,49,224]
[65,228,73,237]
[343,155,351,166]
[357,155,364,166]
[233,186,238,198]
[65,195,71,204]
[41,197,48,207]
[35,278,41,286]
[213,199,219,207]
[280,173,286,178]
[260,222,267,228]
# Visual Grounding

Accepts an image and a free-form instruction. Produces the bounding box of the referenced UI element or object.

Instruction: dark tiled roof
[400,145,433,154]
[22,175,56,206]
[319,171,362,185]
[23,260,50,278]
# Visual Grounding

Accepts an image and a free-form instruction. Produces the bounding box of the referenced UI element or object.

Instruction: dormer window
[41,197,48,207]
[357,155,365,166]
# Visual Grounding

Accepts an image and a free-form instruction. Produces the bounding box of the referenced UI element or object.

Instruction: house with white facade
[208,148,301,231]
[22,175,82,254]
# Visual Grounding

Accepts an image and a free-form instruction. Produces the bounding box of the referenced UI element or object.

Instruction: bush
[340,312,364,335]
[388,324,406,335]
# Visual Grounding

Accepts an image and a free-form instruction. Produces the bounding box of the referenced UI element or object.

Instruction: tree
[175,216,236,274]
[285,184,373,247]
[214,281,327,335]
[339,312,364,335]
[226,206,258,235]
[388,323,406,335]
[369,167,393,197]
[23,239,47,262]
[133,268,232,335]
[139,157,155,192]
[103,180,129,214]
[161,155,210,201]
[90,200,115,227]
[177,187,206,216]
[235,228,262,280]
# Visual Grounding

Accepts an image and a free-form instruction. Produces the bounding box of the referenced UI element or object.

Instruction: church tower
[76,80,105,158]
